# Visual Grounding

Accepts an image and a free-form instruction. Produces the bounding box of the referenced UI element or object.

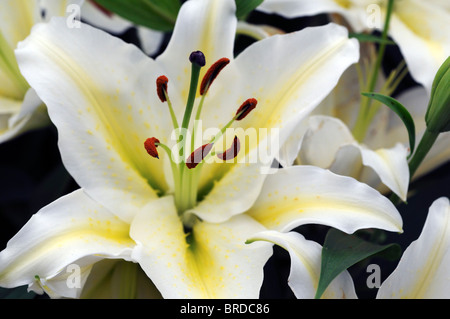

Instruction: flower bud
[425,56,450,133]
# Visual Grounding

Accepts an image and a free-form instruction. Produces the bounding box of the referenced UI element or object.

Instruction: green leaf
[315,228,401,299]
[93,0,181,31]
[349,33,395,45]
[362,92,416,158]
[235,0,263,20]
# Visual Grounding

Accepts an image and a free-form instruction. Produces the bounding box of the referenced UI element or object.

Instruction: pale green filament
[352,0,396,142]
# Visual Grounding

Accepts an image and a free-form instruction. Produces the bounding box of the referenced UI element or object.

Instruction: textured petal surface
[247,166,403,234]
[130,196,272,298]
[0,189,135,295]
[16,18,172,222]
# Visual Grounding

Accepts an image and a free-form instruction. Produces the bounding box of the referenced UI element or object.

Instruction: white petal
[298,116,355,169]
[187,162,269,224]
[202,23,359,165]
[377,197,450,299]
[136,26,164,56]
[0,88,48,144]
[389,1,450,93]
[130,196,272,298]
[257,0,344,19]
[156,0,237,109]
[247,166,403,234]
[195,23,359,195]
[81,0,131,33]
[247,230,357,299]
[16,18,172,222]
[298,116,410,200]
[0,0,41,48]
[0,189,135,297]
[357,143,409,201]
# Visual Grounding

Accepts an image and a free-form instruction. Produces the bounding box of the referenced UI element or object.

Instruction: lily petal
[0,0,40,49]
[81,1,164,56]
[16,18,172,222]
[377,197,450,299]
[205,23,359,156]
[257,0,344,20]
[389,0,450,93]
[0,189,135,297]
[259,0,450,93]
[248,230,357,299]
[130,196,272,298]
[187,162,269,224]
[193,23,359,210]
[299,116,409,200]
[156,0,237,109]
[247,165,403,234]
[0,88,47,144]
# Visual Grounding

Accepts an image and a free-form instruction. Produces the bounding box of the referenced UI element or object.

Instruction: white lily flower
[257,0,450,94]
[247,230,357,299]
[0,0,402,298]
[81,0,164,56]
[0,0,83,143]
[377,197,450,299]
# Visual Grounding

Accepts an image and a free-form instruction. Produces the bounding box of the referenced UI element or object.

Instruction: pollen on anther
[217,136,240,161]
[144,137,160,159]
[156,75,169,103]
[236,98,257,120]
[200,57,230,95]
[186,143,214,169]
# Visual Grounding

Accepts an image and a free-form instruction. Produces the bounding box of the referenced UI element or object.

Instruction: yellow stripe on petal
[131,197,272,298]
[0,190,135,290]
[247,166,402,234]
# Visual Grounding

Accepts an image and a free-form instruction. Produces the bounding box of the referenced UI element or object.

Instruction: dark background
[0,9,449,299]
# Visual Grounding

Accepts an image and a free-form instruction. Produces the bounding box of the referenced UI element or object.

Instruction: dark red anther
[200,58,230,95]
[156,75,169,103]
[186,143,214,169]
[235,98,257,120]
[217,136,240,161]
[144,137,160,159]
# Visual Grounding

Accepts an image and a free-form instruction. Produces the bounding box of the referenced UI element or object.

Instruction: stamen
[186,143,214,169]
[200,57,230,95]
[235,98,258,120]
[217,136,240,160]
[156,75,169,103]
[144,137,160,159]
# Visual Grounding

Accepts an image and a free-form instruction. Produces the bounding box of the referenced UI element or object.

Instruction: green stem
[181,63,201,131]
[390,129,439,205]
[352,0,395,142]
[175,63,202,212]
[408,129,439,180]
[165,93,179,130]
